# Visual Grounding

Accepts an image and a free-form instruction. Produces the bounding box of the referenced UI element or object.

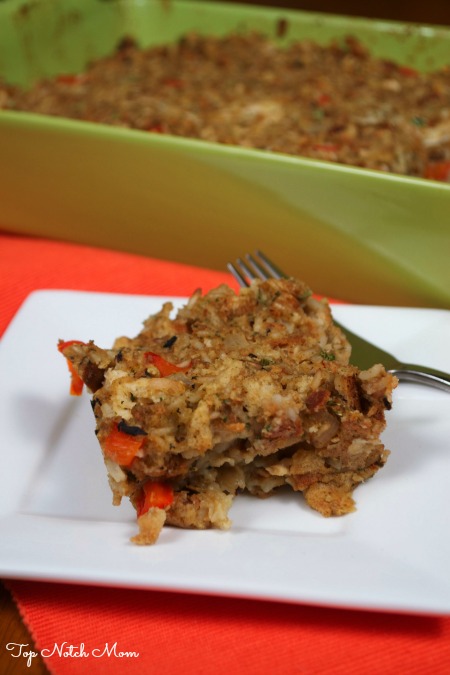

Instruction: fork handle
[390,365,450,392]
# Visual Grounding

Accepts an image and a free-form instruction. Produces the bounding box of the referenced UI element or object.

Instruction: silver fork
[227,250,450,392]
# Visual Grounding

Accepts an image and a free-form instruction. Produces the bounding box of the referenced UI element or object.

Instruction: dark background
[223,0,450,26]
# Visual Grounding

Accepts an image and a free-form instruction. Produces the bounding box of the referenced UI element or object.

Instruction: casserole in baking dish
[0,0,449,307]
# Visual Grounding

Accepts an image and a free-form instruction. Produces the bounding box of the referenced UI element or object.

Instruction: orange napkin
[0,232,236,337]
[8,579,450,675]
[2,232,450,675]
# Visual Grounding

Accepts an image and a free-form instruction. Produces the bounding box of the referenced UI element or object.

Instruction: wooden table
[0,584,48,674]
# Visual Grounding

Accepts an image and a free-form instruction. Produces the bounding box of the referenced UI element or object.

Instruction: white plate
[1,290,450,614]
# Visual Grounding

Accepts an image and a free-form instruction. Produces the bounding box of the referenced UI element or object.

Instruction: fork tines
[227,251,285,288]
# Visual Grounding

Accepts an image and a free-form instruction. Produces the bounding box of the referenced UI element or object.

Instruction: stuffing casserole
[2,32,450,179]
[59,278,397,545]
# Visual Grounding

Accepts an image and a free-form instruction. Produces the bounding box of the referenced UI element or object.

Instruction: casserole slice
[59,278,397,544]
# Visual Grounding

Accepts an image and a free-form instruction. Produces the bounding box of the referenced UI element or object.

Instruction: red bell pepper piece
[424,161,450,182]
[56,73,86,85]
[312,143,340,157]
[144,351,190,376]
[163,78,183,88]
[136,481,174,517]
[57,340,86,396]
[398,66,419,78]
[147,124,164,133]
[316,93,331,107]
[103,423,146,467]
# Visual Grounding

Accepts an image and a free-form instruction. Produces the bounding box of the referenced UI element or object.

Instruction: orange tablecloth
[2,232,450,675]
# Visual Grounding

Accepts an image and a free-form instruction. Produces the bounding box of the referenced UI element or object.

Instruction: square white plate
[1,290,449,614]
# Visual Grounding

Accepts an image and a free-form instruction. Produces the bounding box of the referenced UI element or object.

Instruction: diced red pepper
[312,143,340,155]
[66,361,84,396]
[424,161,450,182]
[103,423,146,467]
[163,78,183,88]
[58,339,86,352]
[57,340,86,396]
[144,351,191,376]
[56,73,85,85]
[136,481,174,517]
[316,93,331,107]
[398,66,419,78]
[147,124,164,133]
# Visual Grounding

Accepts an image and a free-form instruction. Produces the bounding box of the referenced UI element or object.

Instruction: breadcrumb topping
[3,32,450,179]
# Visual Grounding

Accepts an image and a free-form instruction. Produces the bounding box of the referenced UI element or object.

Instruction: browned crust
[3,33,450,178]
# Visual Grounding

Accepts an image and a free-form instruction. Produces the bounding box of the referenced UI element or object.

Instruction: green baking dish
[1,0,449,307]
